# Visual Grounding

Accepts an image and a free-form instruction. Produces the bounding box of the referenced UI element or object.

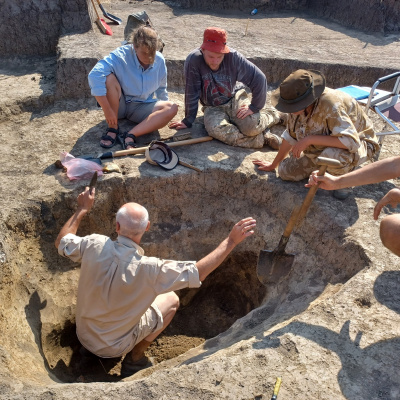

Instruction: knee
[380,214,400,257]
[167,292,180,314]
[163,102,178,119]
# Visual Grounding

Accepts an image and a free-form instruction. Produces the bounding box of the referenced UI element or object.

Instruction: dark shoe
[100,127,119,149]
[278,111,289,125]
[118,131,137,150]
[264,133,282,150]
[333,188,352,200]
[120,355,154,378]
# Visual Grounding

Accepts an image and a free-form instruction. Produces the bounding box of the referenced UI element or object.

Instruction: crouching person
[169,27,284,148]
[253,69,380,199]
[55,187,256,377]
[88,26,178,150]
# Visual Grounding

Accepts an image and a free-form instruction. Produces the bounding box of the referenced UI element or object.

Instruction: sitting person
[55,186,256,377]
[88,26,178,149]
[168,27,284,149]
[253,69,380,199]
[306,156,400,256]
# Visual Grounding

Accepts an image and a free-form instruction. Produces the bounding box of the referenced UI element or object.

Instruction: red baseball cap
[201,27,230,54]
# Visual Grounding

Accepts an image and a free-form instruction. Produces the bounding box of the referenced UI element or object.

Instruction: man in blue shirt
[88,26,178,149]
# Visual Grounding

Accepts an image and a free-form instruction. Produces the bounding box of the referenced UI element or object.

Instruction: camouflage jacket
[282,87,380,160]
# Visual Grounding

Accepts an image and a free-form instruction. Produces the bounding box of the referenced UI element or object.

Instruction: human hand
[252,159,277,172]
[373,188,400,220]
[305,171,338,190]
[168,120,188,130]
[236,105,254,120]
[291,137,309,158]
[229,217,256,245]
[77,187,95,213]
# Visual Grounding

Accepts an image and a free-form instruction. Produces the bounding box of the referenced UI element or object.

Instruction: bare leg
[98,74,121,147]
[123,102,178,147]
[380,214,400,257]
[128,292,179,362]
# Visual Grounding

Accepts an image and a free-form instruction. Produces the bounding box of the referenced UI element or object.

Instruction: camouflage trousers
[278,143,374,181]
[203,88,281,149]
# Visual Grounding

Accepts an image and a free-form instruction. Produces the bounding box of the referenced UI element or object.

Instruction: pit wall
[0,169,370,386]
[0,0,90,56]
[171,0,400,33]
[3,0,399,58]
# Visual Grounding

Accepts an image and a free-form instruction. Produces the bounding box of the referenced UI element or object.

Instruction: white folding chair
[358,71,400,145]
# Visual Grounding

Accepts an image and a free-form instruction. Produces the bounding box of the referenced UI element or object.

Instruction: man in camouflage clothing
[169,27,283,148]
[253,69,380,198]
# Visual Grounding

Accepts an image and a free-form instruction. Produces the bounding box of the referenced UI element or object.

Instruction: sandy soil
[1,1,400,398]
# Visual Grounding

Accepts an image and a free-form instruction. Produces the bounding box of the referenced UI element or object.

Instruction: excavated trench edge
[0,170,371,385]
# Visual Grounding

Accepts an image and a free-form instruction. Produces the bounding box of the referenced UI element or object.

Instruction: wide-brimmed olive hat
[271,69,326,113]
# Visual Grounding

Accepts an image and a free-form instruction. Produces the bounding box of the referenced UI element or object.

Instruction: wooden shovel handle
[110,136,213,157]
[294,164,328,226]
[282,156,341,237]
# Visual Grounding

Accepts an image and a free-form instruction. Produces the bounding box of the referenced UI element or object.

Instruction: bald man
[55,187,256,378]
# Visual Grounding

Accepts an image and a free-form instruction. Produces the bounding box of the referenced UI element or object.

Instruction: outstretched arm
[306,156,400,190]
[54,187,95,249]
[196,217,256,281]
[253,139,292,172]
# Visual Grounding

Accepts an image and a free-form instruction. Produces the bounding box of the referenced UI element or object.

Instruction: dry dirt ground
[1,1,400,399]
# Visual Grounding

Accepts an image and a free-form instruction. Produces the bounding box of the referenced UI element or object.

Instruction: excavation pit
[1,0,400,396]
[1,169,372,386]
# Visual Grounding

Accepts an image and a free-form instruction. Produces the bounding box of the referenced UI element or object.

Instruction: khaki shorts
[131,302,164,348]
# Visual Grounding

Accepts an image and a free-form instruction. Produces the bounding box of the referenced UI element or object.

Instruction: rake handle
[89,0,101,20]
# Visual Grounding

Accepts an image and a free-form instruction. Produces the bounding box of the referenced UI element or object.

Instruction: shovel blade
[256,249,295,285]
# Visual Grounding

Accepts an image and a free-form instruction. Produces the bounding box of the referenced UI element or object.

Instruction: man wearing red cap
[169,27,283,149]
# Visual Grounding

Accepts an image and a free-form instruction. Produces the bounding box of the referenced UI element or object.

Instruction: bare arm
[306,156,400,190]
[374,188,400,220]
[291,135,347,158]
[252,139,293,171]
[54,187,95,249]
[196,217,256,281]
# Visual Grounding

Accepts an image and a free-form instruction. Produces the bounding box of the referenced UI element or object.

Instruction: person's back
[55,190,256,377]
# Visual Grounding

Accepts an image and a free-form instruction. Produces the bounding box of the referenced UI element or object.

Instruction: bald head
[116,203,149,240]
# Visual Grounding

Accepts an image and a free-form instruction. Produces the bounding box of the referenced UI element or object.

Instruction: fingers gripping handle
[294,157,341,227]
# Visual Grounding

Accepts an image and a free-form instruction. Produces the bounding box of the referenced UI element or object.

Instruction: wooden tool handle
[282,156,341,238]
[294,156,341,227]
[179,161,202,172]
[294,164,327,225]
[282,206,301,238]
[111,136,213,157]
[90,0,101,19]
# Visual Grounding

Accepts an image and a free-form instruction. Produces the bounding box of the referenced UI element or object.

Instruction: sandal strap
[123,132,137,148]
[107,127,119,135]
[100,133,117,143]
[124,132,136,142]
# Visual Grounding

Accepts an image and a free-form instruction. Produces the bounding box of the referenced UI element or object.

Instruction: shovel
[78,136,213,163]
[95,0,122,24]
[90,0,113,35]
[257,156,341,285]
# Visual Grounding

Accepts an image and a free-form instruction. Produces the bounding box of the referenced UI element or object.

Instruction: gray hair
[116,204,149,237]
